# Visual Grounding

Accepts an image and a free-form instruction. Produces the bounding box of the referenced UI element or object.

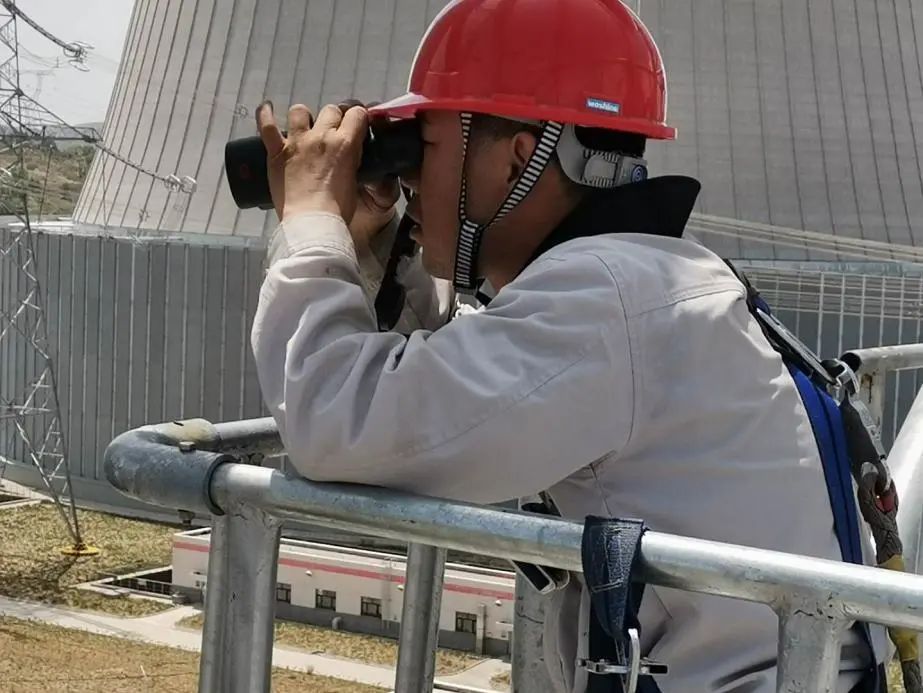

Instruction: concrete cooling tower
[73,0,453,239]
[72,0,923,255]
[643,0,923,260]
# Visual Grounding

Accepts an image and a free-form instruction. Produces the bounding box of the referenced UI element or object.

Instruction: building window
[361,596,382,619]
[316,589,336,611]
[276,582,292,604]
[455,611,478,635]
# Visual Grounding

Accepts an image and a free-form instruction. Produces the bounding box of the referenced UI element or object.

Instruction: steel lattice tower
[0,1,92,554]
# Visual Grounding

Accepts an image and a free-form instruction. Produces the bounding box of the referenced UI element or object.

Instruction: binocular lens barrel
[224,119,423,210]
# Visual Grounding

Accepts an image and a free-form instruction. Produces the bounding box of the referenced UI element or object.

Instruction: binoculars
[224,118,423,210]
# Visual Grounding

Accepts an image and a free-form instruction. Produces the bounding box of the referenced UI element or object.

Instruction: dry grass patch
[889,659,905,693]
[177,613,483,675]
[0,144,93,217]
[0,503,177,616]
[490,669,511,691]
[0,616,384,692]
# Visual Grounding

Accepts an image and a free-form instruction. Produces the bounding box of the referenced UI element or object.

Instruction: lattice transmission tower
[0,0,95,554]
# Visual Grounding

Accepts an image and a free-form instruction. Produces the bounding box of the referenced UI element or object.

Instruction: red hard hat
[372,0,675,140]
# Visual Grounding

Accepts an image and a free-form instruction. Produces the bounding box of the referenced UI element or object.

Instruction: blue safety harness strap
[737,267,883,692]
[788,365,865,565]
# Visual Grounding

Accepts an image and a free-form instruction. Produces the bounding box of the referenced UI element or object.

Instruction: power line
[0,0,91,70]
[0,92,196,193]
[0,5,195,195]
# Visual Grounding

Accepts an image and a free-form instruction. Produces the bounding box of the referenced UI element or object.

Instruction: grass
[491,670,511,691]
[177,613,484,675]
[0,616,385,692]
[889,659,905,693]
[0,144,93,217]
[0,503,905,690]
[0,503,178,616]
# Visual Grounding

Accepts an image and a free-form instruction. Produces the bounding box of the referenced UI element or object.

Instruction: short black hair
[574,126,646,158]
[467,115,645,201]
[469,113,543,143]
[469,114,646,158]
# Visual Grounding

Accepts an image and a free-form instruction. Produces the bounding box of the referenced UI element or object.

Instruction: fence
[103,345,923,693]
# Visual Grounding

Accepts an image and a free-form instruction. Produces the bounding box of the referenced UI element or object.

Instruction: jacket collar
[526,175,702,267]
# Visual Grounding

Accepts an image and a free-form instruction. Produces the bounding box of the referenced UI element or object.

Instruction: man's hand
[257,101,367,224]
[257,101,399,249]
[339,99,401,249]
[351,177,400,250]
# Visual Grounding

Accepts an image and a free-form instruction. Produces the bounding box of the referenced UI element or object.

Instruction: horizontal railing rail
[103,342,923,692]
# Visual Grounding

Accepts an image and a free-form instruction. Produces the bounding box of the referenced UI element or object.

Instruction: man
[251,0,886,690]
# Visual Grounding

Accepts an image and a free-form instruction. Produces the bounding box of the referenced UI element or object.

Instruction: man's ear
[508,130,538,185]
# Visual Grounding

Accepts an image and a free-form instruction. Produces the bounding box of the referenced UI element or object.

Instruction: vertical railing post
[512,575,555,692]
[395,543,446,693]
[198,502,282,693]
[891,387,923,576]
[198,514,230,692]
[860,369,886,433]
[775,607,843,693]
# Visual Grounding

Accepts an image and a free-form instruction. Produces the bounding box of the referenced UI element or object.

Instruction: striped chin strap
[453,113,565,292]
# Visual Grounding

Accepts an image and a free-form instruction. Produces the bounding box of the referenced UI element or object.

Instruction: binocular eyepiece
[224,118,423,210]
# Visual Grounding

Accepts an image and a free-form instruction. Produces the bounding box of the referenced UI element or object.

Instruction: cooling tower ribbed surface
[73,0,450,238]
[73,0,923,252]
[643,0,923,258]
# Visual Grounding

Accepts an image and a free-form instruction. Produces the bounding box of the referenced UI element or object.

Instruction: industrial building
[171,528,515,656]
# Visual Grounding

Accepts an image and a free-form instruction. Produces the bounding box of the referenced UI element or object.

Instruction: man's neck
[481,202,581,290]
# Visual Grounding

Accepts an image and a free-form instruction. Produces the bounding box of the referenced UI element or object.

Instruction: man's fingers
[361,177,401,211]
[314,104,345,130]
[256,101,285,156]
[338,99,364,112]
[288,104,314,134]
[340,105,369,144]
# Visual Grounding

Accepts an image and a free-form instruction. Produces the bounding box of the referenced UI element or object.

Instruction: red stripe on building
[174,541,515,601]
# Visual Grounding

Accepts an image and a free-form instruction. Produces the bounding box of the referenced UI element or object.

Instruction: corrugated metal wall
[0,227,267,483]
[3,224,921,486]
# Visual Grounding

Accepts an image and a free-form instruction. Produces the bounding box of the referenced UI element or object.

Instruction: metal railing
[103,344,923,693]
[844,344,923,578]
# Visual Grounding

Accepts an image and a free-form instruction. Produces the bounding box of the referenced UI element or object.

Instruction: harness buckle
[833,359,860,398]
[753,307,836,387]
[577,628,669,693]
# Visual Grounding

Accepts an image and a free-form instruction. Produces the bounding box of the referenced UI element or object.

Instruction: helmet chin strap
[453,113,565,293]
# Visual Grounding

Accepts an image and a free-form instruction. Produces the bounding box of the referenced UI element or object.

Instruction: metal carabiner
[576,629,668,693]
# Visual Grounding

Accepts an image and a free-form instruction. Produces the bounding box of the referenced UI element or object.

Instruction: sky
[13,0,133,126]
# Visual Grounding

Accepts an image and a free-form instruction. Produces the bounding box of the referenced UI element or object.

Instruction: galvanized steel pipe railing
[843,344,923,577]
[842,343,923,429]
[105,415,923,693]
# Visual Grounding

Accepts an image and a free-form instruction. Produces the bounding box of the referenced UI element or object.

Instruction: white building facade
[172,528,515,656]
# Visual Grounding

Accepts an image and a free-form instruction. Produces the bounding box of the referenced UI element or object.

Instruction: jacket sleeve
[252,212,635,504]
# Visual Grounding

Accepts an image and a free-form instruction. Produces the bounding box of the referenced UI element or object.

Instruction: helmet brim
[370,92,677,141]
